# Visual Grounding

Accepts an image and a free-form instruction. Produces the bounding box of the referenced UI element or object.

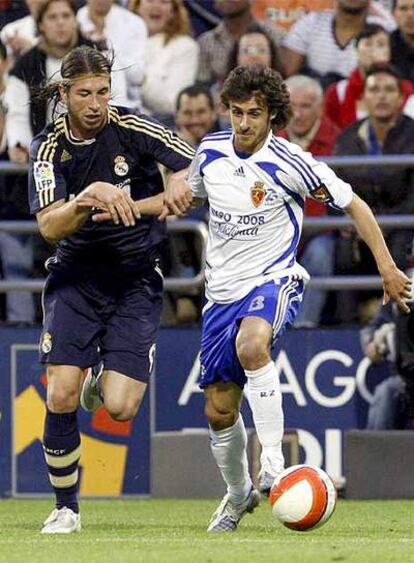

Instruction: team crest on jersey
[251,181,266,208]
[310,183,333,203]
[114,155,129,177]
[40,332,53,354]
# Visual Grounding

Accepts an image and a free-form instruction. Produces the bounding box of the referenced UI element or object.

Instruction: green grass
[1,499,414,563]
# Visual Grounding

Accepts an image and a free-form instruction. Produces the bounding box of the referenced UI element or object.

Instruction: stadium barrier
[0,155,413,499]
[1,154,414,293]
[345,431,414,498]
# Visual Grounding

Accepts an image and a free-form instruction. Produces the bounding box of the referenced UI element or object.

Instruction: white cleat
[41,507,81,534]
[80,365,103,412]
[258,470,277,498]
[207,487,261,532]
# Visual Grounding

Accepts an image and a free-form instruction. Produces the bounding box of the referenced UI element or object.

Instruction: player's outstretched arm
[345,193,412,313]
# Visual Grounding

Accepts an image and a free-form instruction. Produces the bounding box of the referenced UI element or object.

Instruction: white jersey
[188,130,354,304]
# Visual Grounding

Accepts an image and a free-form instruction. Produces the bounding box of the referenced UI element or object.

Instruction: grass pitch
[0,499,413,563]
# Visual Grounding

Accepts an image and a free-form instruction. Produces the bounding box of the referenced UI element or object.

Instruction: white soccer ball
[269,464,337,531]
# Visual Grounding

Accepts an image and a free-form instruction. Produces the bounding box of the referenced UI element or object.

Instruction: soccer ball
[269,464,337,531]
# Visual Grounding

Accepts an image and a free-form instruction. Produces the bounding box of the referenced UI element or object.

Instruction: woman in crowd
[226,22,284,76]
[130,0,199,126]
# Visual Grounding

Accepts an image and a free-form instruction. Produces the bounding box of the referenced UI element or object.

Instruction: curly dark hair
[220,65,292,131]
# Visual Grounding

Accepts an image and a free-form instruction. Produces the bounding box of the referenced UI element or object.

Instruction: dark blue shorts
[199,276,304,389]
[39,265,163,382]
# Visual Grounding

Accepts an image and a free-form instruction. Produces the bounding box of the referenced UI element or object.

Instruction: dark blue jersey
[28,106,194,274]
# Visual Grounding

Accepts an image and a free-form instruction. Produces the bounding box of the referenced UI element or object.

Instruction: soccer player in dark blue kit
[28,45,194,534]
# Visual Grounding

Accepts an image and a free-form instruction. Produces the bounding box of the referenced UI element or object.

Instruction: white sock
[245,361,284,477]
[209,415,252,505]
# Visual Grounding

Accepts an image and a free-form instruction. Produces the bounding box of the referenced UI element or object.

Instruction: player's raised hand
[76,182,140,226]
[381,266,413,313]
[159,168,192,220]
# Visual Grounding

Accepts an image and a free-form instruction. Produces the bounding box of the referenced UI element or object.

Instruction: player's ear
[58,82,68,105]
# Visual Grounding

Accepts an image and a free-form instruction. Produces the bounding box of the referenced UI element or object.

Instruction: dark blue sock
[43,410,80,513]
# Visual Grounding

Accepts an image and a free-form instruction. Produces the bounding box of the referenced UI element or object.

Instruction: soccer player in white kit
[163,65,412,532]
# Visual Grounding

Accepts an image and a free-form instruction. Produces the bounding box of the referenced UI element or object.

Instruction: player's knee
[105,396,140,421]
[236,335,269,370]
[47,387,79,413]
[205,402,238,431]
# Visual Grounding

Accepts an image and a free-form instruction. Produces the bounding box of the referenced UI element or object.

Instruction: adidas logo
[234,166,245,177]
[60,149,72,162]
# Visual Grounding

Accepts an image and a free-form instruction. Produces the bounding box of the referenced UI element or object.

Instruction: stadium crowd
[0,0,413,328]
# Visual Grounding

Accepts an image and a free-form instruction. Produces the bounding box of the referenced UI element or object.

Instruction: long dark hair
[35,46,113,111]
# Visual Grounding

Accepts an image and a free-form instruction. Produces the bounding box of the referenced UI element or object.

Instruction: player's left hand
[90,203,141,223]
[159,168,192,220]
[381,265,412,313]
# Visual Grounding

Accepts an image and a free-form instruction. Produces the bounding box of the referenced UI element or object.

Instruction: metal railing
[0,154,413,293]
[0,220,209,293]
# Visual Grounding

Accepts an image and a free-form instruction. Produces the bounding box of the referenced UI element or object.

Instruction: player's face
[357,31,390,70]
[394,0,414,37]
[176,94,216,145]
[38,0,77,48]
[288,86,322,137]
[363,72,403,122]
[138,0,174,36]
[61,74,111,139]
[238,33,272,68]
[229,95,273,154]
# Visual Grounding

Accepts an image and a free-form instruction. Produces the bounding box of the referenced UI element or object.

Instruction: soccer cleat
[41,507,81,534]
[207,487,260,532]
[80,364,103,412]
[258,470,277,498]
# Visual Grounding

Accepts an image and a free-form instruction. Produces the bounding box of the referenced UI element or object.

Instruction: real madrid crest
[41,332,53,354]
[114,155,129,177]
[251,181,266,208]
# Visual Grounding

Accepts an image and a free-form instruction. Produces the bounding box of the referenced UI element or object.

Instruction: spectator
[282,0,396,88]
[0,39,34,323]
[361,294,414,429]
[253,0,395,34]
[175,84,218,147]
[3,0,94,324]
[226,22,284,75]
[168,84,218,323]
[278,75,341,327]
[131,0,199,126]
[197,0,284,87]
[361,303,405,428]
[0,0,42,59]
[5,0,94,161]
[334,64,414,323]
[325,24,414,130]
[391,0,414,82]
[77,0,147,108]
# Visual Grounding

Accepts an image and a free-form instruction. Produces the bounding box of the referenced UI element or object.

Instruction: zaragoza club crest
[251,181,266,207]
